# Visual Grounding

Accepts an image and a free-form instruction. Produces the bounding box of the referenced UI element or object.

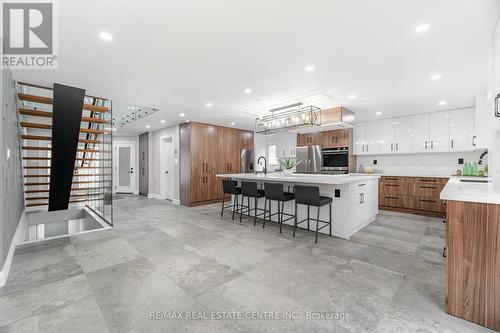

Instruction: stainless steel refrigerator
[295,145,322,174]
[240,149,254,173]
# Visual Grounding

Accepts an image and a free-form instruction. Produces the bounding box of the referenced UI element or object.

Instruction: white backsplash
[356,151,488,177]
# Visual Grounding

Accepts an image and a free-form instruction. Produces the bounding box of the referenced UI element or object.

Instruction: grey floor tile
[1,237,83,296]
[86,258,196,333]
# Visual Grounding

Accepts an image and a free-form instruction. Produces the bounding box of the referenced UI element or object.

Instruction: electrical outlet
[458,158,464,165]
[335,189,341,198]
[373,160,377,165]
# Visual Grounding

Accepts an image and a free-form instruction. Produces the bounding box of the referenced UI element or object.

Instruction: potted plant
[278,158,302,175]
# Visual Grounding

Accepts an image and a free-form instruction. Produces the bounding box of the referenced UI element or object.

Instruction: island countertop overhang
[215,173,380,185]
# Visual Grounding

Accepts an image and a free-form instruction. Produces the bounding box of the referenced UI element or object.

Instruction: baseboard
[0,211,26,286]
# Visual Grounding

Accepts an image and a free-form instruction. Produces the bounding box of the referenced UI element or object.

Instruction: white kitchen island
[215,173,380,239]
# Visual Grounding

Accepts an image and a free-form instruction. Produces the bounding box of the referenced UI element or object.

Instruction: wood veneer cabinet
[180,122,253,206]
[297,129,351,148]
[446,200,500,331]
[378,176,447,217]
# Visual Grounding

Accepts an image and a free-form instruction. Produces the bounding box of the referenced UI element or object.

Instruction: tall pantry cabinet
[180,122,254,206]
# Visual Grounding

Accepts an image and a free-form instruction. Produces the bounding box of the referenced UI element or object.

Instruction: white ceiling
[11,0,500,135]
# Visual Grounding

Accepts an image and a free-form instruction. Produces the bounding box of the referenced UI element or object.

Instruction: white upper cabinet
[364,120,380,154]
[411,113,429,153]
[449,108,474,152]
[394,116,412,153]
[378,119,394,154]
[473,97,488,150]
[429,111,450,152]
[353,122,366,155]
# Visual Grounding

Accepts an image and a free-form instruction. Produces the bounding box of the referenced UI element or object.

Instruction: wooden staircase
[17,82,112,209]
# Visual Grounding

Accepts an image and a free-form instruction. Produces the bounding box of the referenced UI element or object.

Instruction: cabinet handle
[385,184,399,187]
[451,139,454,149]
[385,178,400,181]
[419,179,436,182]
[420,199,436,203]
[385,196,399,199]
[425,141,428,149]
[362,145,365,152]
[358,183,366,187]
[396,143,399,151]
[359,193,363,204]
[420,186,436,189]
[472,135,477,147]
[431,140,434,149]
[391,143,393,151]
[442,247,447,258]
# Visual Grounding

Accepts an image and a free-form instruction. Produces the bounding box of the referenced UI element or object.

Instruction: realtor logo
[2,0,58,68]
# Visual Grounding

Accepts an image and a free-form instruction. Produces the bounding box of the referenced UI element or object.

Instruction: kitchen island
[216,173,380,239]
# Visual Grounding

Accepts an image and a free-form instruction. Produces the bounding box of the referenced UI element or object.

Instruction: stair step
[23,157,100,161]
[25,187,98,193]
[24,174,110,178]
[26,199,88,207]
[26,193,99,200]
[22,146,100,153]
[24,181,93,186]
[21,135,103,144]
[18,108,109,124]
[17,93,108,113]
[20,122,105,134]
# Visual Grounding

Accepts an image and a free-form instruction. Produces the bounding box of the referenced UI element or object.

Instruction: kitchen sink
[459,179,490,183]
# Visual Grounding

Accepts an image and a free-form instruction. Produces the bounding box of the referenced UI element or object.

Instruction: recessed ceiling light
[415,23,430,33]
[231,122,236,126]
[438,101,447,106]
[160,120,166,123]
[431,74,441,81]
[146,125,151,128]
[349,94,356,99]
[305,65,315,72]
[99,31,113,41]
[244,88,252,94]
[179,113,186,117]
[206,102,213,108]
[376,112,382,115]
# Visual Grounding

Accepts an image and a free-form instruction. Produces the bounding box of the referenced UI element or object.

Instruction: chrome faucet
[478,150,488,165]
[257,156,267,174]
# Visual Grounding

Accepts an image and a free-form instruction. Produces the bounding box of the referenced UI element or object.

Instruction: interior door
[429,111,450,152]
[139,133,149,196]
[411,113,429,153]
[160,136,174,200]
[394,116,412,153]
[449,108,474,151]
[114,143,136,193]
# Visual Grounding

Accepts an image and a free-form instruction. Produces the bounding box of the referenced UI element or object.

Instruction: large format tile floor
[0,196,495,333]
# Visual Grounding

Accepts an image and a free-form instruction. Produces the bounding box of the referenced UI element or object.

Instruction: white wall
[357,151,487,177]
[148,125,180,203]
[113,135,140,194]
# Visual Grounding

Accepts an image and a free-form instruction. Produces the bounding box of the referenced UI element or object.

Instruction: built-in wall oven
[321,147,349,174]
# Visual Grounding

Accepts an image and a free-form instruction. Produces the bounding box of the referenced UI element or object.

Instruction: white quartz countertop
[440,177,500,205]
[215,173,380,185]
[352,172,451,178]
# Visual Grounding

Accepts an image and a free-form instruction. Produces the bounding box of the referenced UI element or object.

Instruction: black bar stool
[239,181,266,224]
[293,185,332,243]
[221,179,242,220]
[263,183,295,232]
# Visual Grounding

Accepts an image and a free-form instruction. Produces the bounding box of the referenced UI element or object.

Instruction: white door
[353,122,366,155]
[378,118,395,154]
[114,143,136,193]
[411,113,429,153]
[394,116,412,153]
[160,136,174,200]
[364,120,380,154]
[429,111,450,152]
[450,108,474,151]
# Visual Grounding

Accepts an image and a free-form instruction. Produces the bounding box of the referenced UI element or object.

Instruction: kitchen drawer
[380,176,412,184]
[408,183,444,198]
[408,197,445,213]
[380,182,409,196]
[379,195,409,208]
[408,177,448,185]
